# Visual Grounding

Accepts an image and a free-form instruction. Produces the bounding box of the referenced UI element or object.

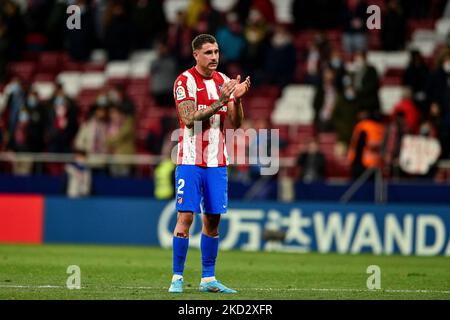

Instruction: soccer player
[168,34,251,293]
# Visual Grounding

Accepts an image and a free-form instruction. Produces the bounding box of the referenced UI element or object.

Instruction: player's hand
[219,79,237,105]
[233,75,251,99]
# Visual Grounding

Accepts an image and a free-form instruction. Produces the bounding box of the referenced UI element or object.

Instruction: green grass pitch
[0,244,449,300]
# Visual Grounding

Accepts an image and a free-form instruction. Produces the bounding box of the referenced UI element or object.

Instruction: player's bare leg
[202,213,220,236]
[199,214,236,293]
[169,211,193,293]
[174,211,194,237]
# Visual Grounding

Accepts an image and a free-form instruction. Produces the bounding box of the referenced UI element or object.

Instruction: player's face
[194,42,220,73]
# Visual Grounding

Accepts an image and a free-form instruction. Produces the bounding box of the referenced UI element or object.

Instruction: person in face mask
[352,50,381,114]
[5,78,22,96]
[331,76,359,158]
[47,91,79,154]
[25,91,47,153]
[6,104,36,175]
[4,78,26,136]
[95,91,110,109]
[403,50,430,116]
[27,94,38,109]
[263,24,296,87]
[107,84,135,116]
[50,83,77,111]
[8,107,29,153]
[328,49,346,92]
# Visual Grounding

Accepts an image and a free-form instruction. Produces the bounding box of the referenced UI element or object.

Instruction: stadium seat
[0,92,4,110]
[127,83,149,96]
[61,60,83,72]
[24,32,47,51]
[130,61,150,79]
[281,84,315,102]
[129,77,150,87]
[296,124,314,135]
[293,61,307,83]
[384,68,404,78]
[33,73,56,82]
[412,29,438,42]
[408,40,437,57]
[129,50,156,79]
[435,18,450,40]
[381,76,403,86]
[366,52,387,75]
[368,29,381,50]
[248,85,281,99]
[272,85,315,125]
[367,51,409,76]
[384,52,409,68]
[79,72,106,89]
[326,29,342,41]
[83,63,105,72]
[293,31,315,51]
[8,62,36,83]
[32,82,55,100]
[37,51,63,73]
[21,51,39,62]
[90,49,108,64]
[77,89,100,113]
[105,61,130,80]
[382,68,404,86]
[285,143,301,158]
[318,132,337,144]
[56,71,82,98]
[407,19,436,38]
[133,95,154,115]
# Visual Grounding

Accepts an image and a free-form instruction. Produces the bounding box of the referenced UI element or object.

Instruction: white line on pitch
[0,285,63,289]
[1,284,449,294]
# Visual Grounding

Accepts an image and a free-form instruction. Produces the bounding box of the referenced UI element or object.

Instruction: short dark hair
[192,34,217,51]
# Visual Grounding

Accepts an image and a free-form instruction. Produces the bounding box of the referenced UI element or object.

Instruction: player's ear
[193,50,198,60]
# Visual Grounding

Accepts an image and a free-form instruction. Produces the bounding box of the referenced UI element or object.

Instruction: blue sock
[201,233,219,278]
[172,236,189,276]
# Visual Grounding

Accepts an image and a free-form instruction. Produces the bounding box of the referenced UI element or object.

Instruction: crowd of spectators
[305,45,450,182]
[0,0,449,183]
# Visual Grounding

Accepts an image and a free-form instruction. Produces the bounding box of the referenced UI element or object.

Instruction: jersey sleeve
[173,74,196,107]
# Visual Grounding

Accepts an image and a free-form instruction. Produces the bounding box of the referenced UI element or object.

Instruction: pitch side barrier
[1,195,449,256]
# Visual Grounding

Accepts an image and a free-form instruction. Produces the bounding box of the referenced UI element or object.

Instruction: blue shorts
[175,165,228,214]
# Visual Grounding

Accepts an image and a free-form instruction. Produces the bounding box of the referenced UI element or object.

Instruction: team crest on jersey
[218,85,222,92]
[177,197,183,204]
[176,86,186,100]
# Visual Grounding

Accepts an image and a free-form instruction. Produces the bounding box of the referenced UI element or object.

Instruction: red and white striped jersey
[173,66,233,167]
